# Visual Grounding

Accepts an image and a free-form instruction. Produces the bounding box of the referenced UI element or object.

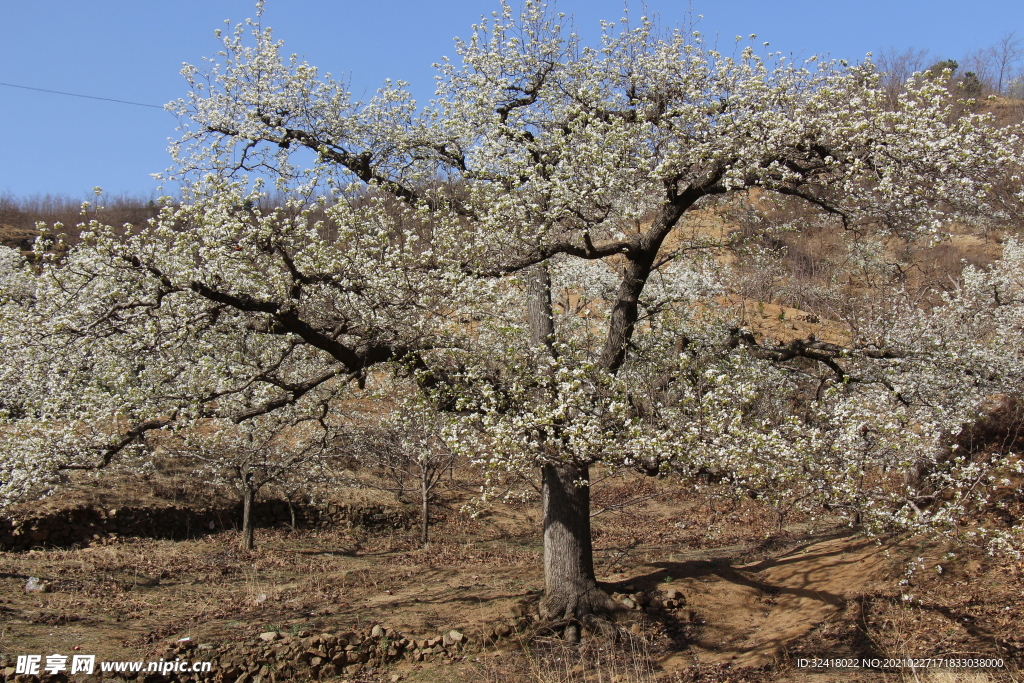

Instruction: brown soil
[653,536,893,668]
[0,224,38,252]
[2,472,1022,683]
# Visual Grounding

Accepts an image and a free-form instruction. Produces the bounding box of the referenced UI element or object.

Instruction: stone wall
[0,499,412,552]
[0,616,538,682]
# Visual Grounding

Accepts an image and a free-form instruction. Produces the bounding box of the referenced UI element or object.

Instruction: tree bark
[527,262,557,358]
[527,263,615,637]
[599,200,688,373]
[241,481,256,551]
[539,462,616,640]
[529,206,699,637]
[420,470,430,547]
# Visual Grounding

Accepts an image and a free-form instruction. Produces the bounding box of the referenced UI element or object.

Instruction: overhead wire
[0,81,165,109]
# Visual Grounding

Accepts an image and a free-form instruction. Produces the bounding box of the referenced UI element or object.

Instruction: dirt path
[643,535,894,669]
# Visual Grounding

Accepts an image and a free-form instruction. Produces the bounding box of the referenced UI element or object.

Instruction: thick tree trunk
[527,263,613,638]
[539,462,616,641]
[240,483,256,551]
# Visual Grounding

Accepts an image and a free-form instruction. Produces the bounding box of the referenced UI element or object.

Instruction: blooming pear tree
[164,408,335,551]
[2,0,1024,642]
[337,401,458,547]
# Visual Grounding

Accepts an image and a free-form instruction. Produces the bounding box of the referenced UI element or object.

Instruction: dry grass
[467,635,659,683]
[907,671,1012,683]
[2,468,1022,682]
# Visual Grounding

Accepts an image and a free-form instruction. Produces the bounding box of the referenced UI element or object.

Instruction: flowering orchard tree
[336,402,458,548]
[2,1,1023,639]
[163,409,335,551]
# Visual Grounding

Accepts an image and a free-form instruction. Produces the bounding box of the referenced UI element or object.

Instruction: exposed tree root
[536,584,623,642]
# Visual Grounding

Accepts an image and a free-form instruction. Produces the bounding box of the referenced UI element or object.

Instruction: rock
[258,632,279,642]
[390,674,402,682]
[371,624,384,638]
[24,576,48,592]
[448,630,465,645]
[620,596,637,609]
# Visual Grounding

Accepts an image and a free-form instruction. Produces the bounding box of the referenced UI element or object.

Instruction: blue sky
[1,0,1022,199]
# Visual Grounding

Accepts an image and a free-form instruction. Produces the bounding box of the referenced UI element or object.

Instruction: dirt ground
[1,472,1022,683]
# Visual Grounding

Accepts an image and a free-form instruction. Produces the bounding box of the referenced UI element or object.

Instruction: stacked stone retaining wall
[0,616,538,682]
[0,499,411,552]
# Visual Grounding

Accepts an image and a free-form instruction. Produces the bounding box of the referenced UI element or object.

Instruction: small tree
[171,411,333,550]
[992,32,1023,95]
[876,46,932,108]
[926,58,960,79]
[342,408,457,547]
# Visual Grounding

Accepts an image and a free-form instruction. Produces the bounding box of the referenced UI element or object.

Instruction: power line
[0,81,165,109]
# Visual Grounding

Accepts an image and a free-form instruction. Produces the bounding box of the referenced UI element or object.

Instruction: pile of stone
[610,586,697,621]
[174,625,472,682]
[0,621,492,682]
[479,602,534,644]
